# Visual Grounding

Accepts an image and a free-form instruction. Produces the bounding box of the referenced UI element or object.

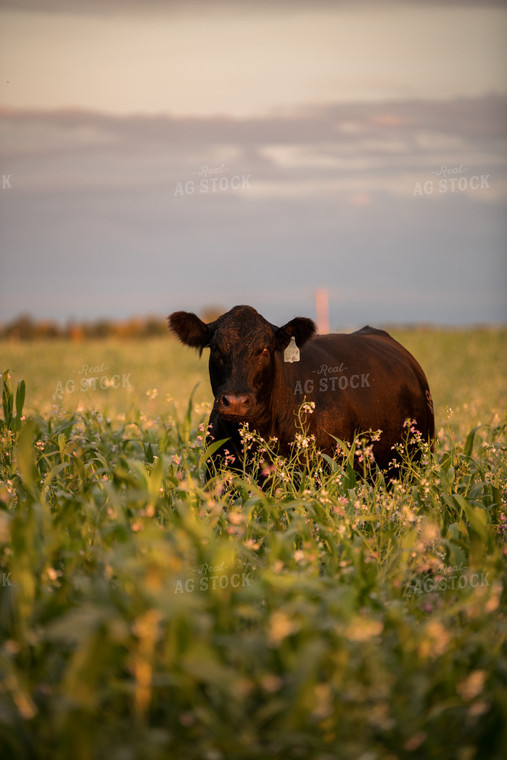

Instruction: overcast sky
[1,0,506,328]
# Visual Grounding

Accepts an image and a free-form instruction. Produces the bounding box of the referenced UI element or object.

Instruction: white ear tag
[284,336,300,363]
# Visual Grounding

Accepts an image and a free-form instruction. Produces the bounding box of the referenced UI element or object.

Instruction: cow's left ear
[275,317,316,351]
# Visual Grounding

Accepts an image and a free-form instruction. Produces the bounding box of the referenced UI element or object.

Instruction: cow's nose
[219,393,252,417]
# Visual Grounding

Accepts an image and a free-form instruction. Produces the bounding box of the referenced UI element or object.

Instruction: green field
[2,328,506,436]
[1,328,506,759]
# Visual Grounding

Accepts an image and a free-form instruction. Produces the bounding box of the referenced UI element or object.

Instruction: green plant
[0,364,505,760]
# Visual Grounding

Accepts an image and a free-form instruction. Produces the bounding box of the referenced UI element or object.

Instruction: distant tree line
[0,308,225,341]
[0,314,169,341]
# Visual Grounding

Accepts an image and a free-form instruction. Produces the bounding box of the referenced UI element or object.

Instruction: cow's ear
[275,317,316,351]
[168,311,211,355]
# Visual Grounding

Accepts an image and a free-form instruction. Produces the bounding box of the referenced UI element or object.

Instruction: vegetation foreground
[0,331,506,760]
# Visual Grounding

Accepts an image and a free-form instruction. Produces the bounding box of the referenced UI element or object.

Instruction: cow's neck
[266,352,301,446]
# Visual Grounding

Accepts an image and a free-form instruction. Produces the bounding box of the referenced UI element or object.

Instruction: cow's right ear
[168,311,211,355]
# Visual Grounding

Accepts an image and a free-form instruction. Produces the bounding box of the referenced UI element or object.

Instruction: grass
[0,328,506,759]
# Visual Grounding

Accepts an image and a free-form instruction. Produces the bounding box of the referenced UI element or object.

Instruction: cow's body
[169,305,434,476]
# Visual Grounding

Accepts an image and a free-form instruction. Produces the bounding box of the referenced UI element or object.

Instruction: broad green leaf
[198,437,230,468]
[15,379,26,420]
[2,369,13,427]
[455,494,488,541]
[464,425,481,458]
[16,419,38,492]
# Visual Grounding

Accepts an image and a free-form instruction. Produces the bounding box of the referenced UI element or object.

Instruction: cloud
[2,95,505,199]
[4,93,505,148]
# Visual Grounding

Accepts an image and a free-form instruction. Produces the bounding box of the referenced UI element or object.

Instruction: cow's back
[275,326,434,468]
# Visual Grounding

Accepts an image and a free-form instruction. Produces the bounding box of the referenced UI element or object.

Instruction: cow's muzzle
[216,393,253,418]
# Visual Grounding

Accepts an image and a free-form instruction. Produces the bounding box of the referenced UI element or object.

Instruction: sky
[0,0,506,329]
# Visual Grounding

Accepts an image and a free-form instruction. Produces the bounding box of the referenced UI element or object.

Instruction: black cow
[168,305,434,477]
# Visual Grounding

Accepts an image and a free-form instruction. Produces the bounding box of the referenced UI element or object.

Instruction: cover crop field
[0,327,506,760]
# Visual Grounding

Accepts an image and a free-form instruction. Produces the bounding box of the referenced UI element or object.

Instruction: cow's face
[169,305,315,422]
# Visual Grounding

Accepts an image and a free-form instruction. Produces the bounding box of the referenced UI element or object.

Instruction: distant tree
[88,319,114,339]
[66,323,85,341]
[115,318,142,339]
[4,314,36,341]
[35,320,60,339]
[144,317,167,337]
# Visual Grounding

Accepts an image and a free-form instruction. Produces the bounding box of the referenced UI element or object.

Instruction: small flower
[268,611,299,645]
[46,567,61,582]
[457,671,487,701]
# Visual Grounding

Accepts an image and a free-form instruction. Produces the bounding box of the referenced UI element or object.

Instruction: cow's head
[168,305,315,421]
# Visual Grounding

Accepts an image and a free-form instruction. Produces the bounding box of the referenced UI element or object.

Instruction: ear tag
[284,336,300,363]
